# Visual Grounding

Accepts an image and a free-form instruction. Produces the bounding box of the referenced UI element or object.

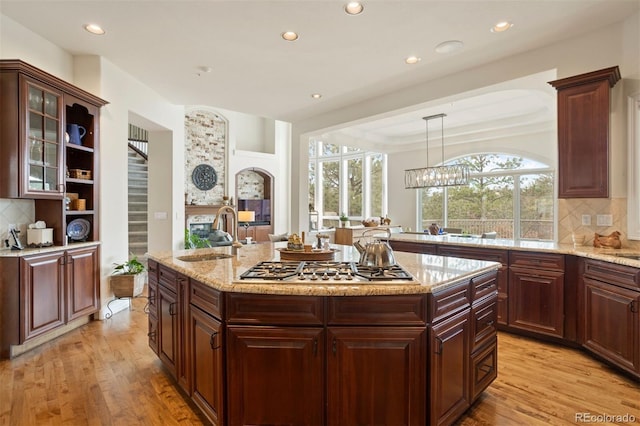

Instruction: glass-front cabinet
[0,60,107,246]
[26,80,64,196]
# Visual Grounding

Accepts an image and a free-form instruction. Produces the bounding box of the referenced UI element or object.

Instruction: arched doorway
[235,168,274,242]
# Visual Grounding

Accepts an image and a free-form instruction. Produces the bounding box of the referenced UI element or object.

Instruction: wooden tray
[276,248,338,261]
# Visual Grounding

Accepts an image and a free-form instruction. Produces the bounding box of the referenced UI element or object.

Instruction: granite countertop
[387,233,640,268]
[0,241,101,257]
[148,242,500,296]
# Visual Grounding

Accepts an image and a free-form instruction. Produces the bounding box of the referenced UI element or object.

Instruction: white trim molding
[628,92,640,240]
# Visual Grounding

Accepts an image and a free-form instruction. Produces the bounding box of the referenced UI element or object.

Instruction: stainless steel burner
[240,261,413,282]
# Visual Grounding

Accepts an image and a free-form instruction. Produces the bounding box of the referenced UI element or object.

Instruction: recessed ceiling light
[435,40,464,54]
[311,93,322,99]
[281,31,299,41]
[405,56,421,65]
[84,23,105,35]
[491,21,513,33]
[345,2,364,15]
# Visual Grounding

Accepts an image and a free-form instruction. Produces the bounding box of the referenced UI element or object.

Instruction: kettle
[353,228,396,268]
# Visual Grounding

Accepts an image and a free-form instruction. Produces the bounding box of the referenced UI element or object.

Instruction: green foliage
[112,253,145,275]
[339,212,348,221]
[185,228,212,249]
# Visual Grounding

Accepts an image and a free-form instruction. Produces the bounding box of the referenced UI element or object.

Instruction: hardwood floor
[1,296,638,425]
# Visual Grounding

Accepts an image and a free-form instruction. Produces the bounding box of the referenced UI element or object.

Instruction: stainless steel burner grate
[240,261,413,282]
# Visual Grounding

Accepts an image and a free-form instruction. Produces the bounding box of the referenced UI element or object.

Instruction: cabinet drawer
[148,259,159,284]
[471,295,497,351]
[428,281,471,323]
[438,246,508,265]
[158,264,177,291]
[584,259,640,290]
[226,293,324,325]
[327,294,426,325]
[388,240,437,254]
[509,251,564,271]
[471,338,497,401]
[190,278,223,319]
[471,271,498,302]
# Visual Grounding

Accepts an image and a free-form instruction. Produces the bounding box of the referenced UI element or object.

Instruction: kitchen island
[147,242,500,426]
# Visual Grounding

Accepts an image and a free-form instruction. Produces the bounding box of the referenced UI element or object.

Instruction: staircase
[128,148,148,258]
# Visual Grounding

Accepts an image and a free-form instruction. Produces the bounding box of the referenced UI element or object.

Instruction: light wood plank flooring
[1,296,638,425]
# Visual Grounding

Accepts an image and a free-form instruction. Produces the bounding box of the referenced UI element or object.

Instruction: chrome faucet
[213,205,244,252]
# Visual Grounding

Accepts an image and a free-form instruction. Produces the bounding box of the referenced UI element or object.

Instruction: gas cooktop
[239,261,414,282]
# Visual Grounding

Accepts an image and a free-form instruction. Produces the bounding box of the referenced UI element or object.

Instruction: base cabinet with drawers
[148,261,499,426]
[0,244,100,359]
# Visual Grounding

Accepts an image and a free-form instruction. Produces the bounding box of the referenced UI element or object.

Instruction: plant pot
[110,273,145,298]
[341,220,350,228]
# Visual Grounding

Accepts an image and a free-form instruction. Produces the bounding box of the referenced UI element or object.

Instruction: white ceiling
[2,0,638,146]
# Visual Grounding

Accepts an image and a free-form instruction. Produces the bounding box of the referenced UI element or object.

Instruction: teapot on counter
[353,228,396,268]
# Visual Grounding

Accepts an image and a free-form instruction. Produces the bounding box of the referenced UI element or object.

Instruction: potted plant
[110,253,146,298]
[339,212,350,228]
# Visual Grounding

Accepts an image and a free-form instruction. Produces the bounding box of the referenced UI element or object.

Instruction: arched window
[420,153,554,241]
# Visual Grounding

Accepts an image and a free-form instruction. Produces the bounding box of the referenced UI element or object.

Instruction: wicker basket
[110,273,145,298]
[69,169,92,180]
[70,199,86,211]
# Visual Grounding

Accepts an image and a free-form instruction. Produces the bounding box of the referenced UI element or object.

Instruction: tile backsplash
[558,197,639,250]
[0,198,35,248]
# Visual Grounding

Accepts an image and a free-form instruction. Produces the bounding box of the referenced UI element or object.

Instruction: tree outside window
[420,154,554,241]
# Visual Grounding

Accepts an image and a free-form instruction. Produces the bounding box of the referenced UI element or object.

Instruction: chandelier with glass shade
[404,113,470,189]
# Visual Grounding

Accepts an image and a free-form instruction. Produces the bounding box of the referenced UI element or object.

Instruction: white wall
[290,12,640,233]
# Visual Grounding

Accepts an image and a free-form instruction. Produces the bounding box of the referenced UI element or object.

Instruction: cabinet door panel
[227,326,324,426]
[508,267,564,338]
[583,278,639,374]
[66,246,99,321]
[20,252,65,341]
[158,286,178,377]
[328,327,426,426]
[430,310,471,426]
[190,306,224,425]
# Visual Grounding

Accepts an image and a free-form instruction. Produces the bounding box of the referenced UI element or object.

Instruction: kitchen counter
[0,241,100,257]
[386,232,640,268]
[148,241,499,296]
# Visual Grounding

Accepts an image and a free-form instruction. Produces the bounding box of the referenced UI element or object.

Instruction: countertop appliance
[239,261,414,282]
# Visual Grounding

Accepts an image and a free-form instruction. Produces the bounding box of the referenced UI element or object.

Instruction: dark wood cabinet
[549,66,620,198]
[158,284,179,378]
[429,309,471,426]
[437,245,508,325]
[0,60,107,245]
[327,326,426,425]
[582,259,640,378]
[226,325,325,426]
[190,305,224,425]
[0,244,100,356]
[65,246,99,321]
[20,252,66,341]
[147,260,159,355]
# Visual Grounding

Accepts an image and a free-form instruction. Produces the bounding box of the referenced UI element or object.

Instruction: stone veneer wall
[237,170,264,199]
[184,110,227,206]
[558,197,639,250]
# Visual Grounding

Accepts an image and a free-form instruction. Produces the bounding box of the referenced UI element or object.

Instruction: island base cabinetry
[147,262,499,426]
[327,327,426,426]
[227,326,325,426]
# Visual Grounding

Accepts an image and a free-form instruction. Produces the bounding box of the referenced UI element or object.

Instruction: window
[309,140,387,229]
[420,154,554,241]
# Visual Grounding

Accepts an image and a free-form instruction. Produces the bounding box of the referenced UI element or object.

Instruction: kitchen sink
[177,253,233,262]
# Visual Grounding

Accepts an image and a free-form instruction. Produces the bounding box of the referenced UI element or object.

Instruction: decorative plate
[67,218,90,241]
[192,164,217,191]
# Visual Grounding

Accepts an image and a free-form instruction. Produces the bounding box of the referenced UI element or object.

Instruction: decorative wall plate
[67,218,90,241]
[192,164,217,190]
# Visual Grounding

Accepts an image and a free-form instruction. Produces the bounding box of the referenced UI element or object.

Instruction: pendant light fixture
[405,113,470,189]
